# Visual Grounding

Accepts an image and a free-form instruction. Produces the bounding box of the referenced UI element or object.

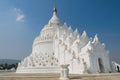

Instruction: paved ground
[0,71,120,80]
[70,73,120,80]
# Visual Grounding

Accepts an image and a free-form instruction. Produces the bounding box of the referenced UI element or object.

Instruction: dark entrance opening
[98,58,104,73]
[117,66,120,72]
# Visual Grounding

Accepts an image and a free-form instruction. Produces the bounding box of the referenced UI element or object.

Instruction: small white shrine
[16,6,111,74]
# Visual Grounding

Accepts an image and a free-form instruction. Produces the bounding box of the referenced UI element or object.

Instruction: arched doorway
[98,58,104,73]
[117,66,120,72]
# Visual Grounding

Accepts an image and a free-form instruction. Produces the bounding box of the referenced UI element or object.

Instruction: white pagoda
[16,6,111,74]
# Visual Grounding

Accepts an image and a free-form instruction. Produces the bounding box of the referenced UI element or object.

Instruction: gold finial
[53,0,57,14]
[53,5,57,14]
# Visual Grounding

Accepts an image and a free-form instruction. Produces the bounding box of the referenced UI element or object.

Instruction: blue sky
[0,0,120,63]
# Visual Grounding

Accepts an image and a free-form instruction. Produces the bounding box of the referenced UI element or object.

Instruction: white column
[59,64,69,80]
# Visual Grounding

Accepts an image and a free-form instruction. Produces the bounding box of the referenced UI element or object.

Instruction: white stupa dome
[48,6,61,25]
[33,6,62,46]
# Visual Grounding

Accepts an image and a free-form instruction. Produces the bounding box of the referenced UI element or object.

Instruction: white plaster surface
[16,7,112,74]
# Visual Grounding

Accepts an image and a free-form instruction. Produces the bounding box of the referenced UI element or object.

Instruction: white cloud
[14,8,25,22]
[16,14,25,22]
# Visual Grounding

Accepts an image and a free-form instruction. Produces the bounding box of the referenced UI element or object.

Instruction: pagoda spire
[53,0,57,14]
[48,5,61,25]
[53,5,57,15]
